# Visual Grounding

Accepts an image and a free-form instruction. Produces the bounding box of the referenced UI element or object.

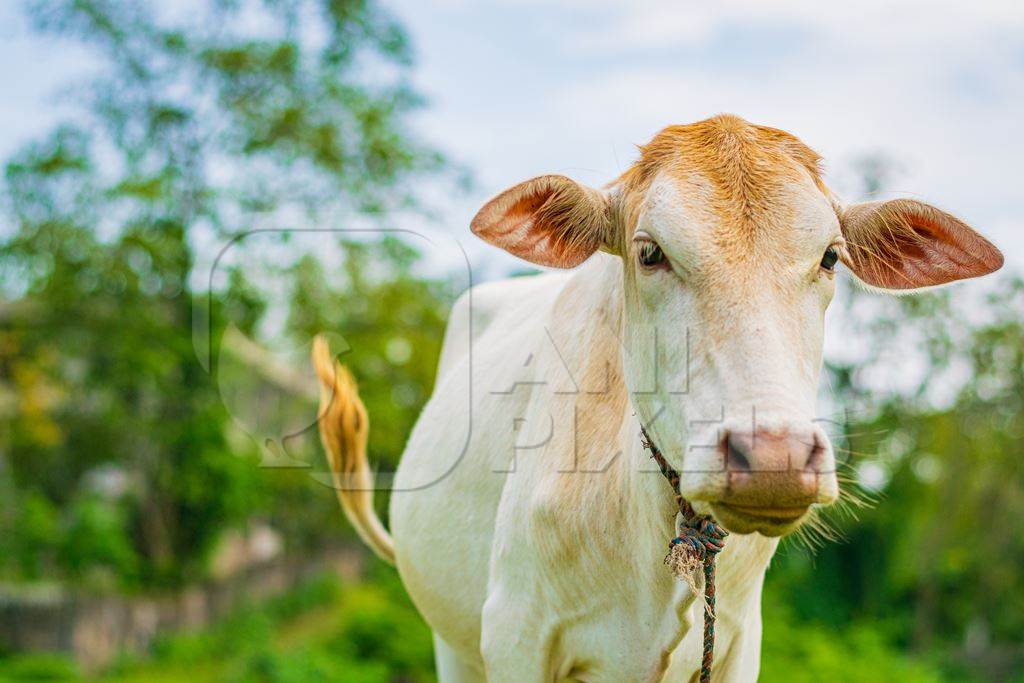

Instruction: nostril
[724,432,752,473]
[805,435,827,474]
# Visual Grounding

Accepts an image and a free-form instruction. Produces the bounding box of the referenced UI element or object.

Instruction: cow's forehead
[618,114,838,260]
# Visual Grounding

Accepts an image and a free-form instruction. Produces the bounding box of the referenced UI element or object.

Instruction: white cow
[313,115,1002,682]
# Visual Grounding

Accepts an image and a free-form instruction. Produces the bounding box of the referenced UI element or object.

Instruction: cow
[312,114,1003,682]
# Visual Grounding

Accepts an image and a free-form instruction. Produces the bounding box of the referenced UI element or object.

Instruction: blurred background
[0,1,1021,681]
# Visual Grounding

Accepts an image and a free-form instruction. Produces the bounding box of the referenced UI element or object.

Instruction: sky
[0,1,1021,272]
[386,0,1024,273]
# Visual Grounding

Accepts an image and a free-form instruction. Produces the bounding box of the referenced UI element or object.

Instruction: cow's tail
[311,335,395,565]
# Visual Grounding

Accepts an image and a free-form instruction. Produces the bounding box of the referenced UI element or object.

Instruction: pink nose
[720,428,830,507]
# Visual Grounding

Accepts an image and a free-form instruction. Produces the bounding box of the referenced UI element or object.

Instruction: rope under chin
[640,427,728,683]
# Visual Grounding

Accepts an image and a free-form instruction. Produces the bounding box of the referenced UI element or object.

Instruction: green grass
[760,595,951,683]
[0,567,957,683]
[0,566,436,683]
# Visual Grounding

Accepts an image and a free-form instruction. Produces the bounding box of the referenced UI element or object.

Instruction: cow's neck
[543,254,778,660]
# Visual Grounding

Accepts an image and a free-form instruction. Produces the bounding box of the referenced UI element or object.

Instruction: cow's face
[471,115,1003,536]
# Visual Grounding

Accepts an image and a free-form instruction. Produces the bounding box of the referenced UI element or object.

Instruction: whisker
[783,473,877,554]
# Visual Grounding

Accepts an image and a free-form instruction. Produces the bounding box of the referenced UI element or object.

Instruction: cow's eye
[820,246,839,272]
[637,240,666,269]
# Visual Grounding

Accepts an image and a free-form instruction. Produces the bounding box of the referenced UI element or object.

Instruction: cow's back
[434,269,572,381]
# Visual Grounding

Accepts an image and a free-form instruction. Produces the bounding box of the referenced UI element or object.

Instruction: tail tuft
[312,335,395,565]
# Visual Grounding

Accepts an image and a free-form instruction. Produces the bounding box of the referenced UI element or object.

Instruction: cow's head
[471,115,1003,536]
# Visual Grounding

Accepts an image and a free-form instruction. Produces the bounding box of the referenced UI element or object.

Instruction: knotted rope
[641,427,728,683]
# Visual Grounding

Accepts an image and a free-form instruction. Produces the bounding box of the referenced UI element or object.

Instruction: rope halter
[640,427,728,683]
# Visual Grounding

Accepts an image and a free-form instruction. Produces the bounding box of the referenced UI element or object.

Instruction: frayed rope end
[664,540,703,591]
[664,539,715,617]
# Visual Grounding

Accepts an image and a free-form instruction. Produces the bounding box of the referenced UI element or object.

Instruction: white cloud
[526,0,1024,56]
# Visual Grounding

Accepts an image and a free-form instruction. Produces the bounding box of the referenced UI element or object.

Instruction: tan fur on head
[312,335,395,565]
[614,114,825,248]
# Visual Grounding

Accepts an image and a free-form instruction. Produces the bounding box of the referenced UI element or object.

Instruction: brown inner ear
[470,175,611,269]
[507,193,547,224]
[841,199,1003,290]
[503,192,559,260]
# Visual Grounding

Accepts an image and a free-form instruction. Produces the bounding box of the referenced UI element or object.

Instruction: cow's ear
[839,198,1003,291]
[471,175,613,268]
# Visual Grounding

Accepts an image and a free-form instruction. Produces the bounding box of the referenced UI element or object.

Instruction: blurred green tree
[0,0,443,587]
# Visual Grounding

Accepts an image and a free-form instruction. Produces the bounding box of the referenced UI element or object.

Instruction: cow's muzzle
[709,426,838,535]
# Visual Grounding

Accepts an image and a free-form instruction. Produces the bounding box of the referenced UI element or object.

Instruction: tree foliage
[0,0,442,588]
